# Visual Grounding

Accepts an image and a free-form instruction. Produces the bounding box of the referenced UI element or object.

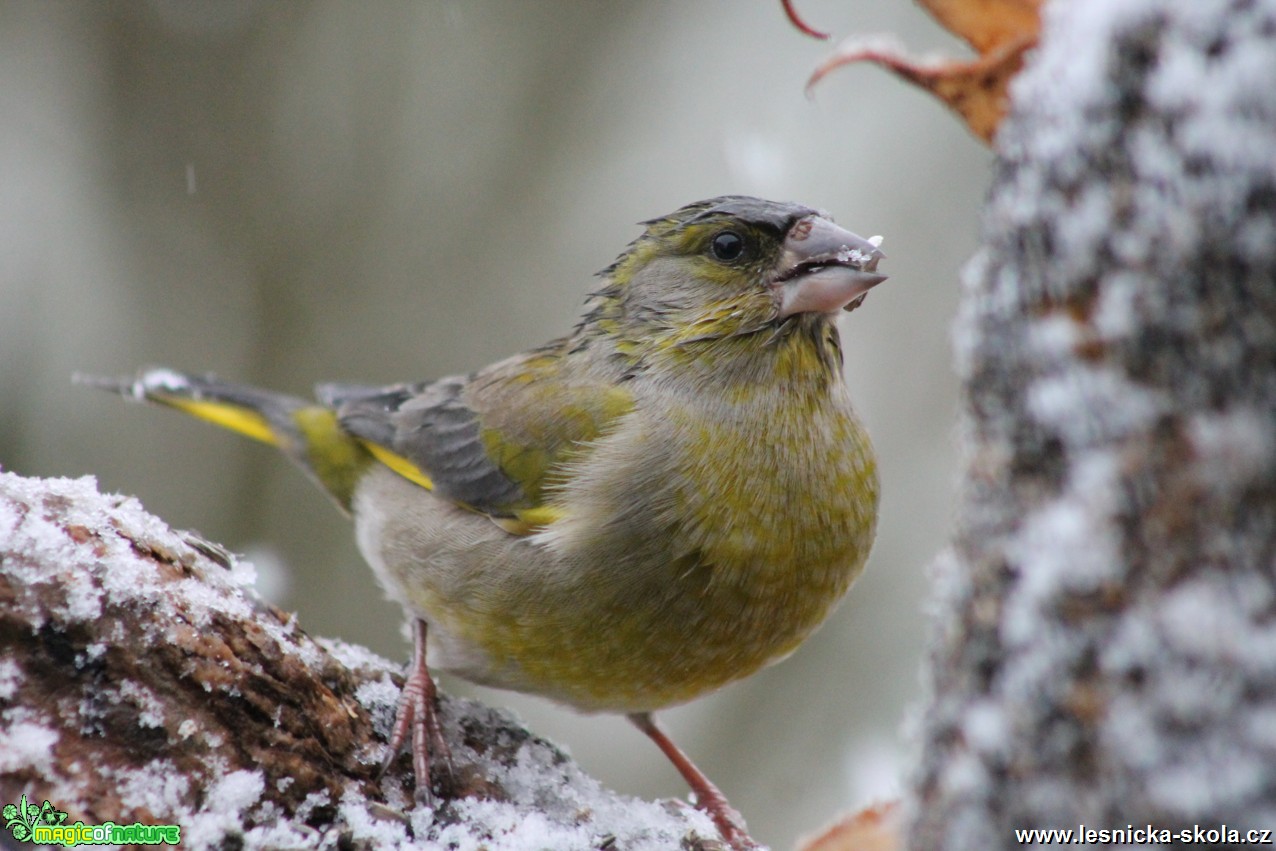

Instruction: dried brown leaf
[806,0,1043,144]
[783,0,830,40]
[919,0,1043,54]
[797,801,901,851]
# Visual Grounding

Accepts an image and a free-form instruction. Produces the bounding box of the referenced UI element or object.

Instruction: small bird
[81,196,884,849]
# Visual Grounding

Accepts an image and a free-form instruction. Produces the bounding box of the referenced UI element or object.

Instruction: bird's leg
[628,712,756,849]
[379,618,454,805]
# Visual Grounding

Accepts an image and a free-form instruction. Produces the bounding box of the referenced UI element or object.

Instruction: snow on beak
[772,214,887,318]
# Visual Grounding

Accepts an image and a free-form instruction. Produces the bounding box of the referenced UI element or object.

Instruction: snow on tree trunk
[910,1,1276,848]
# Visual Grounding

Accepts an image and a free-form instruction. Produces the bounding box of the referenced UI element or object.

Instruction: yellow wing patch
[492,505,566,536]
[361,438,565,536]
[361,441,435,491]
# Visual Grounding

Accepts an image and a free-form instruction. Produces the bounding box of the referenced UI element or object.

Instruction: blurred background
[0,2,988,847]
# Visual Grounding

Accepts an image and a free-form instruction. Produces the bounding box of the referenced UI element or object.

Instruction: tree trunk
[911,1,1276,848]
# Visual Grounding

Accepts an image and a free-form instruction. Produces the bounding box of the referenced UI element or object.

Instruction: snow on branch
[910,1,1276,848]
[0,471,719,850]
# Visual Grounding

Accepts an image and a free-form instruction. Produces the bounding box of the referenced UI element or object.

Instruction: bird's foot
[691,790,755,849]
[628,712,759,849]
[379,619,454,805]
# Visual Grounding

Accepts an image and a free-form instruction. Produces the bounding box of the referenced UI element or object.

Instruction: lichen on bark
[912,2,1276,847]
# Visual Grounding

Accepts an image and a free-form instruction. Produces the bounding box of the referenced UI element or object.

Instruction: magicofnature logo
[3,795,180,846]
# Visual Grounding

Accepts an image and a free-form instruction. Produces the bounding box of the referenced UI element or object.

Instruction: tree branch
[0,471,720,850]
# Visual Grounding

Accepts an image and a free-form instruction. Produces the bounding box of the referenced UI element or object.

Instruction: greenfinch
[82,196,884,849]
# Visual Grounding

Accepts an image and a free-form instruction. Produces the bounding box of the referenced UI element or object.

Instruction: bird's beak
[772,215,887,317]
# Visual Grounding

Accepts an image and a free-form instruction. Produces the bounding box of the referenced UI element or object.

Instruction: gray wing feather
[320,377,525,512]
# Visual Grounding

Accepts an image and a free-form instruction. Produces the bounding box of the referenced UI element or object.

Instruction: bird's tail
[76,368,372,512]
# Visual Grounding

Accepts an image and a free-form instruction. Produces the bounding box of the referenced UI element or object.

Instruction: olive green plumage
[82,195,886,839]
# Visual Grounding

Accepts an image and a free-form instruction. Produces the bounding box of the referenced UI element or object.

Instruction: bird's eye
[710,231,746,262]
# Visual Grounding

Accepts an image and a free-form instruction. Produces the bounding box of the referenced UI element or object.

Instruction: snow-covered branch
[0,472,719,849]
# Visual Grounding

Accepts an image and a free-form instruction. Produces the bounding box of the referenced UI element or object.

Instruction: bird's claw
[693,790,756,849]
[379,620,453,806]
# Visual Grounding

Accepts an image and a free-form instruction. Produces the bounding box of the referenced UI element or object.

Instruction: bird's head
[587,196,886,350]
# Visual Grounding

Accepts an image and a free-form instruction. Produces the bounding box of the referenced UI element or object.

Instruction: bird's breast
[518,376,879,710]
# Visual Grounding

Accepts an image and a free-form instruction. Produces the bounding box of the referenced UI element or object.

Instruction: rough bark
[0,471,719,850]
[911,1,1276,848]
